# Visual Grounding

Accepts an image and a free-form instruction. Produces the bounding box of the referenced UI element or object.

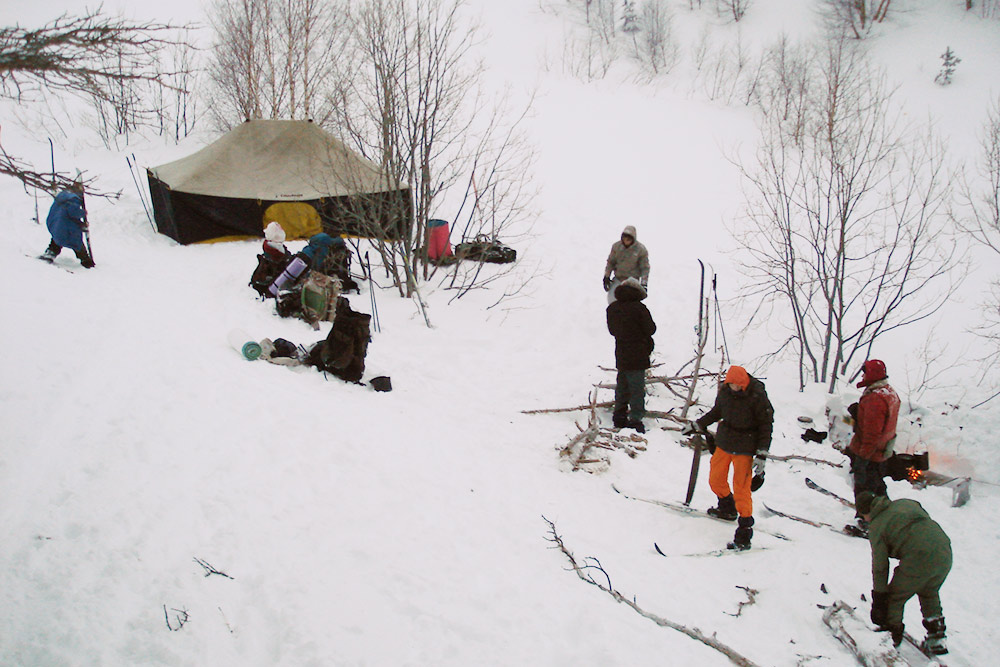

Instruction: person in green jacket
[857,491,953,655]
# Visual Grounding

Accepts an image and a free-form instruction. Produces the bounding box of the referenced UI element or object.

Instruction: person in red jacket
[848,359,901,521]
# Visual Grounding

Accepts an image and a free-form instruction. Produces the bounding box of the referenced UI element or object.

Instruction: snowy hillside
[2,1,999,666]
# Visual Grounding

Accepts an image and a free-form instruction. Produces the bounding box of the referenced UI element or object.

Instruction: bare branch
[542,516,762,667]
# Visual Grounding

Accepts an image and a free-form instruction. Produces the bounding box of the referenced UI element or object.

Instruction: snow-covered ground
[2,1,998,665]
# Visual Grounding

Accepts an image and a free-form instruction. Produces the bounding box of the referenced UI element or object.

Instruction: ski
[655,542,768,557]
[27,253,75,273]
[611,484,791,541]
[763,504,866,539]
[805,477,855,508]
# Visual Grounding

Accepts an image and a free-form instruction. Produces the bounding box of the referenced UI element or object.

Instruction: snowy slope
[2,1,999,666]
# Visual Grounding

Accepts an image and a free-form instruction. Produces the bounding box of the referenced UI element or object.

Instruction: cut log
[822,600,915,667]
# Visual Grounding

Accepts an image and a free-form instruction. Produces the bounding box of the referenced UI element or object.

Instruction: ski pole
[365,251,381,333]
[126,155,154,230]
[75,169,95,266]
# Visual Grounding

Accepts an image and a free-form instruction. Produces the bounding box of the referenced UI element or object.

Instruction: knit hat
[856,491,876,515]
[264,221,286,243]
[857,359,888,388]
[725,365,750,390]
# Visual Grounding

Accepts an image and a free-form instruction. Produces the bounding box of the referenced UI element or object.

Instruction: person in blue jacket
[41,183,94,268]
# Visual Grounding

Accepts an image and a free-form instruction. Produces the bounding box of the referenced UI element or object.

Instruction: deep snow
[2,1,999,666]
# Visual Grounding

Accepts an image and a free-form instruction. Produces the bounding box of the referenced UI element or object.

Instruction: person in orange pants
[683,366,774,550]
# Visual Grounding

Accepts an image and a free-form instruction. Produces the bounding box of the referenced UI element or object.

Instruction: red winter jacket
[849,380,900,463]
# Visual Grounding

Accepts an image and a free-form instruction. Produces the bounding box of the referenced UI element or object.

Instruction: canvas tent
[147,119,412,245]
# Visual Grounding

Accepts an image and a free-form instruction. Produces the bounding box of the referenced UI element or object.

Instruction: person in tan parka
[603,225,649,304]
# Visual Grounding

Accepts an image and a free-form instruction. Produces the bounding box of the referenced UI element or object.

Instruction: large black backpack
[249,253,292,297]
[307,297,372,382]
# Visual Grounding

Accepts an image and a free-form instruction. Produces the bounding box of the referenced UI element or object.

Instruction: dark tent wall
[146,120,413,245]
[147,174,412,245]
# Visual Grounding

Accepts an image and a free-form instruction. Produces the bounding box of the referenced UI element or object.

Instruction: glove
[871,590,890,628]
[603,276,611,291]
[752,452,767,476]
[680,422,698,437]
[641,280,648,292]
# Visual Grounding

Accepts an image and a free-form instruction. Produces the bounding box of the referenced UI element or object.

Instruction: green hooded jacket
[867,496,952,592]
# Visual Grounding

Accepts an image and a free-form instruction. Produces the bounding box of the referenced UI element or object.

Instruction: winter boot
[75,248,95,269]
[921,616,948,655]
[888,624,904,648]
[727,516,754,550]
[707,494,738,521]
[626,419,645,434]
[612,412,628,429]
[40,241,60,263]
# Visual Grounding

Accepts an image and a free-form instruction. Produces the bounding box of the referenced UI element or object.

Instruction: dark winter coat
[696,377,774,456]
[867,495,952,593]
[849,379,900,463]
[606,279,656,371]
[46,190,86,251]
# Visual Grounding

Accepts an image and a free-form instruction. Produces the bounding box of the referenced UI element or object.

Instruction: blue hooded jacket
[300,233,343,268]
[46,190,87,251]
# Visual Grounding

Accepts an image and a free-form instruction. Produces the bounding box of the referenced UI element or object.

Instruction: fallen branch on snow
[543,516,761,667]
[727,586,759,618]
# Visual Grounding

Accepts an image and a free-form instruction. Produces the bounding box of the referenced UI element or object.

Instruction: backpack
[454,236,517,264]
[319,243,360,293]
[299,271,342,329]
[249,253,291,297]
[307,297,372,383]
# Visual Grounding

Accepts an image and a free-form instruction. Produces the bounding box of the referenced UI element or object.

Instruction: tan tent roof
[149,119,404,200]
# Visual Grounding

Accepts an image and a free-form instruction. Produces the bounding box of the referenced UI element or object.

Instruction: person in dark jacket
[849,359,901,514]
[685,365,773,550]
[40,184,94,268]
[857,491,952,655]
[606,277,656,433]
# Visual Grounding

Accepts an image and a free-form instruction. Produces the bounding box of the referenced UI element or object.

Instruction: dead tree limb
[163,605,190,631]
[727,586,759,618]
[194,557,234,580]
[543,516,762,667]
[763,453,843,468]
[557,391,646,471]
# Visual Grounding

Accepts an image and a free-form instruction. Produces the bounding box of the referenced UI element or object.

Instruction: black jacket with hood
[606,278,656,371]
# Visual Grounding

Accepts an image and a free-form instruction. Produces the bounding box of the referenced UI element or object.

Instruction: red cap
[857,359,887,388]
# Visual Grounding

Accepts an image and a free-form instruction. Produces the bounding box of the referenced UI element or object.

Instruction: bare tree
[733,37,961,392]
[637,0,679,77]
[206,0,347,128]
[0,10,190,194]
[328,0,537,299]
[955,97,1000,371]
[821,0,892,39]
[716,0,752,23]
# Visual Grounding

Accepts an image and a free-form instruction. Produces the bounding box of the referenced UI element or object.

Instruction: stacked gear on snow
[454,235,516,264]
[306,297,372,383]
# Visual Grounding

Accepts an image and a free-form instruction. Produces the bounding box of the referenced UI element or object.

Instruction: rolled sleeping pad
[268,256,308,296]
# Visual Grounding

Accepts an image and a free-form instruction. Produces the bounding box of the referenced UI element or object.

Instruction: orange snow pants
[709,448,754,518]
